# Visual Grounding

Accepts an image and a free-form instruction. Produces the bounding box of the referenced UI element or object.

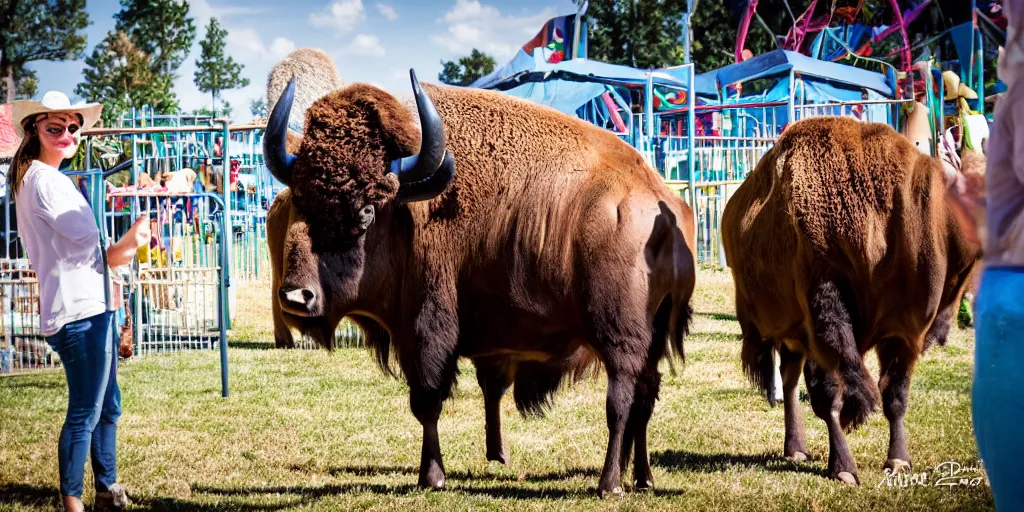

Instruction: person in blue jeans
[949,1,1024,509]
[10,92,149,512]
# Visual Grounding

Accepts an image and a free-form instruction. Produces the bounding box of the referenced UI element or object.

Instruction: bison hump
[779,119,911,262]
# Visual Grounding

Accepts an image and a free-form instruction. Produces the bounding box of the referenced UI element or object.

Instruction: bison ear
[357,205,375,231]
[285,130,303,155]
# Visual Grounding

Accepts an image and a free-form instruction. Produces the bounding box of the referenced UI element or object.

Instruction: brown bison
[263,69,696,496]
[263,52,595,466]
[721,117,981,484]
[268,185,597,465]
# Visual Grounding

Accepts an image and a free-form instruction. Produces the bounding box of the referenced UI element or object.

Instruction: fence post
[219,121,232,330]
[687,64,697,254]
[218,193,230,399]
[787,70,796,127]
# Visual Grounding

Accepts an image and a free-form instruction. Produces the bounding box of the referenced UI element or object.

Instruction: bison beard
[722,117,981,485]
[264,69,697,497]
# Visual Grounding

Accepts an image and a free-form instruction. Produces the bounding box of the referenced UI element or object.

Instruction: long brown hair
[9,117,41,199]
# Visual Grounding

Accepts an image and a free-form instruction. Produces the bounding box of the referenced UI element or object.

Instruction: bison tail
[661,295,693,375]
[739,324,777,404]
[838,358,880,431]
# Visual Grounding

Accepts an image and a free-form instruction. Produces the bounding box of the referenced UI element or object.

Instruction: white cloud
[375,3,398,21]
[228,29,296,62]
[269,38,297,59]
[345,34,386,57]
[443,0,499,23]
[431,0,557,59]
[172,17,298,122]
[188,0,268,28]
[310,0,366,33]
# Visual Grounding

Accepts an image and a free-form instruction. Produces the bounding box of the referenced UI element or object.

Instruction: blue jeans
[973,267,1024,511]
[45,312,121,498]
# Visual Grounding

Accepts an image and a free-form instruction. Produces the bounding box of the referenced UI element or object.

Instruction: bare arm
[106,216,150,268]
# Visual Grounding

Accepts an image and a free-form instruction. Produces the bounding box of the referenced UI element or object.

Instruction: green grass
[0,270,993,511]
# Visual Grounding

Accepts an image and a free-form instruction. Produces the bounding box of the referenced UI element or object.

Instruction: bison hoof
[597,485,624,499]
[786,451,809,463]
[835,471,859,485]
[417,477,445,491]
[884,458,912,473]
[486,450,508,465]
[634,479,654,492]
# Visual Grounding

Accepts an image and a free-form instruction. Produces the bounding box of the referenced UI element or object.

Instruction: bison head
[264,70,454,318]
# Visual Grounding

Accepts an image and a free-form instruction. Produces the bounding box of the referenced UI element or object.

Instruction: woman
[10,91,149,512]
[966,0,1024,509]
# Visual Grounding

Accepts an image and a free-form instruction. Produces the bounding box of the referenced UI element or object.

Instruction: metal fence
[290,319,368,351]
[0,264,58,373]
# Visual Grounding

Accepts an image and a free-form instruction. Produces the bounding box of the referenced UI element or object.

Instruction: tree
[115,0,196,77]
[438,49,497,86]
[0,0,89,103]
[14,67,38,99]
[249,98,268,118]
[575,0,687,70]
[75,31,177,126]
[114,0,196,110]
[190,100,231,119]
[194,18,250,118]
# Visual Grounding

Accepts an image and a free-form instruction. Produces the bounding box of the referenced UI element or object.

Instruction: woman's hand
[107,216,153,268]
[129,216,151,250]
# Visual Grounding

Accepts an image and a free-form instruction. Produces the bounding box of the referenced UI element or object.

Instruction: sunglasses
[43,123,81,136]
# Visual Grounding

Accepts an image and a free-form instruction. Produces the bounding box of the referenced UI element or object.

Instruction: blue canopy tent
[471,48,697,189]
[471,49,694,154]
[656,50,900,137]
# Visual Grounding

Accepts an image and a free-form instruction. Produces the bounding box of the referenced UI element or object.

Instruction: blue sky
[30,0,573,122]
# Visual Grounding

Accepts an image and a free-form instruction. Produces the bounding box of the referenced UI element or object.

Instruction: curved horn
[264,76,297,186]
[389,69,447,182]
[396,152,456,204]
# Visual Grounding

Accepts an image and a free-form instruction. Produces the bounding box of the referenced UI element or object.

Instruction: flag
[520,7,588,64]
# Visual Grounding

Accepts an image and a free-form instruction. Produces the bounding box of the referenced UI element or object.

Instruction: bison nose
[279,286,318,316]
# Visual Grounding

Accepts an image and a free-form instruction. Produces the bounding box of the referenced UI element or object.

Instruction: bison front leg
[474,357,514,464]
[410,379,455,490]
[877,338,917,473]
[780,345,810,462]
[404,317,460,490]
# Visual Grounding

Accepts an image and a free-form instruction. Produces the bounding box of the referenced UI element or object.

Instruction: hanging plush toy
[902,101,933,155]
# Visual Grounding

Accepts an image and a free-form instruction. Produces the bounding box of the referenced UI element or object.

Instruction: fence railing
[0,266,58,373]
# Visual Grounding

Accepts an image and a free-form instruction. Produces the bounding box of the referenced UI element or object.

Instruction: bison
[269,185,598,465]
[721,117,981,484]
[263,67,696,496]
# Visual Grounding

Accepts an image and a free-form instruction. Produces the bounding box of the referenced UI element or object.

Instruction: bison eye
[358,205,375,230]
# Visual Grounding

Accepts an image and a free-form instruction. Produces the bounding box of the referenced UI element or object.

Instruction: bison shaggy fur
[722,117,980,484]
[271,77,697,497]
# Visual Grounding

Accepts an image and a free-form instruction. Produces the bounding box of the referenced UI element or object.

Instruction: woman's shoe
[94,483,129,511]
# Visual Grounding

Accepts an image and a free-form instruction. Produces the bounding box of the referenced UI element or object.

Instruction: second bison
[722,117,980,484]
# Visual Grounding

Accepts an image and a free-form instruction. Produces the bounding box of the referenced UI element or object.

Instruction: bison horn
[396,152,456,204]
[264,76,297,186]
[390,69,450,183]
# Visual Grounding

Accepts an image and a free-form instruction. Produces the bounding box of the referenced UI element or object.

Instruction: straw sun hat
[11,91,102,138]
